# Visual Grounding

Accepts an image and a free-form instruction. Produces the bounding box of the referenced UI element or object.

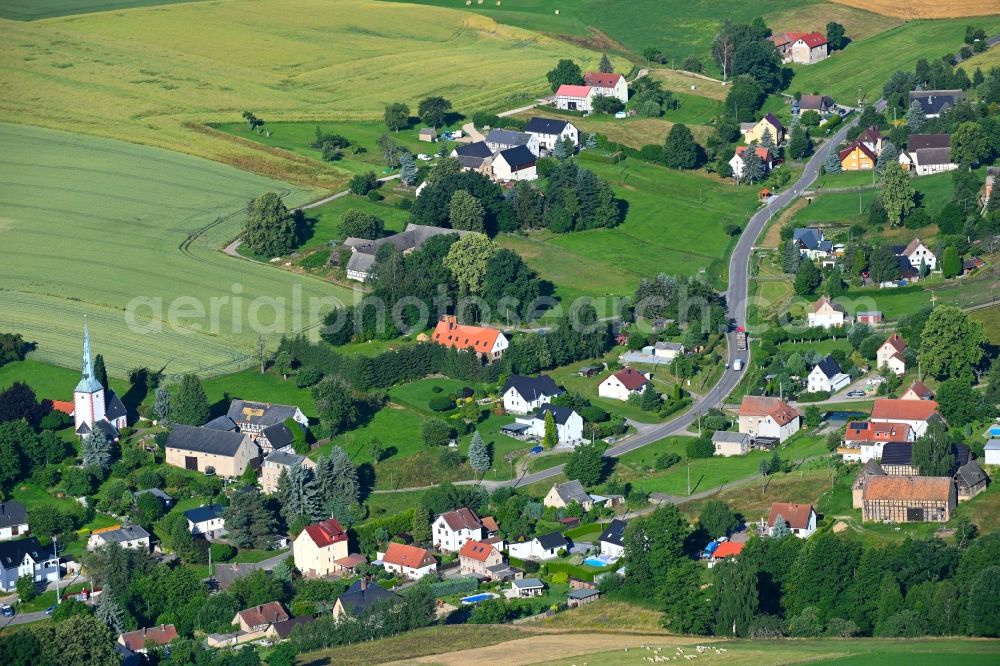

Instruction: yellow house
[742,113,785,144]
[292,518,350,578]
[164,425,257,478]
[839,140,877,171]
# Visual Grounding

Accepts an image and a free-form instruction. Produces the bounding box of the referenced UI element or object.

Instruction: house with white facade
[507,532,567,561]
[292,518,349,579]
[0,502,29,542]
[598,519,627,561]
[511,405,584,446]
[491,145,537,182]
[583,72,628,103]
[484,129,539,157]
[806,356,851,394]
[432,507,490,553]
[598,367,651,401]
[379,543,437,579]
[769,32,828,65]
[870,399,940,438]
[765,502,817,538]
[543,479,611,512]
[502,374,562,415]
[897,238,936,272]
[807,296,846,328]
[524,117,579,155]
[792,228,834,261]
[729,145,773,182]
[555,84,596,112]
[738,396,801,443]
[876,334,907,375]
[839,420,914,463]
[87,525,150,552]
[651,341,684,361]
[0,537,60,592]
[184,504,226,540]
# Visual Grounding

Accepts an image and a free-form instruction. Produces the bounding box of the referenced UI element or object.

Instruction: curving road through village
[502,103,880,490]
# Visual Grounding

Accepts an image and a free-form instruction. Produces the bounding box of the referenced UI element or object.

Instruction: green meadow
[0,0,204,20]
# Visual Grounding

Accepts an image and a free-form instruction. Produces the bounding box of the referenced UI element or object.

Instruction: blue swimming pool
[989,426,1000,436]
[583,557,610,567]
[461,593,495,604]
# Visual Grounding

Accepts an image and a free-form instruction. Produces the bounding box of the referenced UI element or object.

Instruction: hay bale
[555,8,560,14]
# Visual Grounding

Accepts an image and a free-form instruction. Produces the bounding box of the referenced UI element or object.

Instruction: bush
[297,249,331,269]
[430,576,479,596]
[655,452,681,469]
[430,385,443,394]
[579,405,609,423]
[685,436,714,459]
[366,189,382,202]
[428,396,456,412]
[796,391,831,403]
[211,543,236,562]
[818,114,842,132]
[39,410,72,431]
[295,367,322,388]
[350,171,378,196]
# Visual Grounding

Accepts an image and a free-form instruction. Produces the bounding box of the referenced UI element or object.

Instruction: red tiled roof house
[431,315,508,361]
[598,367,651,402]
[458,540,504,577]
[379,542,437,580]
[738,396,801,443]
[293,518,349,578]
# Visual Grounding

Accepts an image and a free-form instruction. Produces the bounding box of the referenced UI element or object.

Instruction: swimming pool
[583,557,612,567]
[989,426,1000,436]
[461,593,496,604]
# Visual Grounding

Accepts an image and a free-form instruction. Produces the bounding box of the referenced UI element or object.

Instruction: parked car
[44,606,57,616]
[1,605,13,617]
[846,390,866,398]
[529,446,544,455]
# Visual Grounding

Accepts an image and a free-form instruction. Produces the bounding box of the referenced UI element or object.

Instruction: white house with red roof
[730,145,773,182]
[379,542,437,579]
[598,367,651,401]
[431,315,508,361]
[769,31,828,64]
[738,396,801,442]
[876,334,907,375]
[583,72,628,103]
[870,398,940,437]
[432,507,491,553]
[839,420,914,463]
[901,380,934,401]
[458,540,504,577]
[555,84,597,112]
[899,238,936,271]
[765,502,817,538]
[807,296,846,329]
[293,518,349,578]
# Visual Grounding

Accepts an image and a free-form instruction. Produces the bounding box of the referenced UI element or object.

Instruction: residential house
[862,475,955,522]
[164,424,257,478]
[584,72,628,103]
[839,420,913,463]
[856,311,883,325]
[870,399,940,438]
[544,479,602,511]
[433,507,489,553]
[508,532,568,561]
[567,588,602,607]
[798,94,836,115]
[512,404,584,446]
[651,341,685,360]
[807,296,846,328]
[293,518,349,578]
[955,459,988,501]
[485,128,539,156]
[766,502,817,538]
[898,142,957,176]
[418,128,436,142]
[901,380,935,401]
[260,450,316,494]
[507,577,545,598]
[0,537,60,592]
[876,333,907,375]
[839,139,877,171]
[792,228,834,260]
[729,145,773,181]
[598,519,627,560]
[184,504,226,540]
[87,525,150,552]
[908,90,963,119]
[712,431,751,457]
[707,541,744,568]
[379,542,437,579]
[738,396,802,443]
[451,141,494,175]
[227,400,308,437]
[555,84,596,112]
[0,501,29,541]
[985,439,1000,465]
[598,367,651,401]
[233,602,290,634]
[897,237,937,272]
[806,356,851,394]
[769,32,828,64]
[458,540,504,577]
[492,145,538,181]
[742,113,785,144]
[502,374,562,415]
[332,578,401,619]
[342,224,474,282]
[524,117,579,155]
[431,315,508,361]
[857,125,885,153]
[118,625,178,654]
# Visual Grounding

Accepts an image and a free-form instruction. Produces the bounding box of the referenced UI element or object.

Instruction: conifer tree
[171,374,210,426]
[469,431,491,472]
[82,429,112,471]
[542,410,557,449]
[712,561,759,636]
[770,515,791,538]
[278,463,324,526]
[907,100,925,132]
[599,53,614,73]
[93,354,109,390]
[96,589,125,635]
[153,387,170,424]
[411,506,432,545]
[823,150,842,174]
[315,446,360,506]
[399,152,418,187]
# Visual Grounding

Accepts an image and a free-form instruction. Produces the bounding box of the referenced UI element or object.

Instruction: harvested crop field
[765,3,904,42]
[828,0,1000,19]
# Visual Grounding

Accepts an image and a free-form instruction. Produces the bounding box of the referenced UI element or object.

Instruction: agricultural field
[763,3,903,42]
[828,0,1000,20]
[499,157,760,302]
[0,122,356,379]
[0,0,595,188]
[971,304,1000,345]
[0,0,203,21]
[962,42,1000,71]
[789,18,1000,105]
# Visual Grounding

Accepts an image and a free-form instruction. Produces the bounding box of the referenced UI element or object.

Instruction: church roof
[105,390,127,421]
[75,317,103,394]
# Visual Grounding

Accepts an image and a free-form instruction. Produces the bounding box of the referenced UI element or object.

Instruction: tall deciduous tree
[443,233,497,296]
[311,379,358,436]
[788,125,812,159]
[417,96,452,127]
[794,259,822,295]
[868,245,900,285]
[339,208,384,239]
[546,59,584,92]
[918,305,986,380]
[564,441,604,485]
[170,374,210,426]
[244,192,297,257]
[700,500,738,538]
[383,102,410,132]
[663,124,699,169]
[941,246,962,279]
[950,121,991,166]
[826,21,846,50]
[448,190,485,232]
[712,561,759,636]
[541,409,558,450]
[879,161,915,226]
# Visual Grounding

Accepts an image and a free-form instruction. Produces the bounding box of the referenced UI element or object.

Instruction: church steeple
[75,316,103,394]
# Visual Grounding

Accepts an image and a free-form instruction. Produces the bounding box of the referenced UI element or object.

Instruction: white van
[733,359,743,371]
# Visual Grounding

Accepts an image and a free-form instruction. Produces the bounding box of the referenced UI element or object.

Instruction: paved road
[504,107,874,490]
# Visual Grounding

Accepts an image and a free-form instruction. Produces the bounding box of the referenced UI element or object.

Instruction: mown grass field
[971,305,1000,345]
[300,189,415,251]
[0,0,203,20]
[789,18,1000,104]
[828,0,1000,20]
[961,42,1000,71]
[0,0,595,188]
[764,3,903,42]
[499,157,759,302]
[0,122,356,378]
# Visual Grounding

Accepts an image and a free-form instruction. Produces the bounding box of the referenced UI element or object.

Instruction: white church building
[74,318,127,440]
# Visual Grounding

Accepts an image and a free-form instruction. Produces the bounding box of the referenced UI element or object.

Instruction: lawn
[547,359,675,424]
[201,368,320,421]
[298,190,415,251]
[971,305,1000,345]
[841,286,935,320]
[0,0,205,20]
[0,359,126,402]
[649,69,729,101]
[499,157,760,301]
[681,466,838,522]
[0,0,595,188]
[789,18,1000,105]
[763,3,903,42]
[0,123,362,379]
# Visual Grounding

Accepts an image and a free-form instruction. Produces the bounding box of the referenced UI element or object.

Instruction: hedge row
[355,508,415,546]
[430,576,480,597]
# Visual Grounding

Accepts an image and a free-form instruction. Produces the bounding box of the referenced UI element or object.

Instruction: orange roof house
[431,315,508,360]
[902,381,935,401]
[736,145,773,162]
[766,502,817,537]
[870,399,940,422]
[118,625,178,652]
[459,539,499,563]
[844,421,912,444]
[839,140,878,171]
[738,396,800,426]
[381,542,437,578]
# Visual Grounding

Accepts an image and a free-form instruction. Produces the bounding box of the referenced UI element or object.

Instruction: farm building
[862,475,955,523]
[583,72,628,103]
[555,84,596,112]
